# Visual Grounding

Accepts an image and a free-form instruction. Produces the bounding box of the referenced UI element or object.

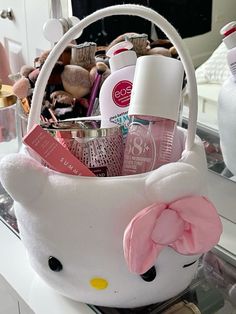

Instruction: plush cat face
[0,147,221,308]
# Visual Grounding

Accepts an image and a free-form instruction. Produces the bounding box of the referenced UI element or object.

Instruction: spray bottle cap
[107,41,137,72]
[128,55,184,121]
[221,22,236,49]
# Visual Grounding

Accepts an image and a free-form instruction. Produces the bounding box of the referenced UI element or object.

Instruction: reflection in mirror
[180,0,236,182]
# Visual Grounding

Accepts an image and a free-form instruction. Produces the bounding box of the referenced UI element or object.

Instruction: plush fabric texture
[195,43,230,84]
[0,129,222,308]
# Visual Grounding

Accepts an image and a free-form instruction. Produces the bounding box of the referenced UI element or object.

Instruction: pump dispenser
[122,55,184,175]
[99,41,137,135]
[221,21,236,78]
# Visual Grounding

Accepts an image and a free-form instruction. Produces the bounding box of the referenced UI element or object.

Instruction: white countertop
[208,170,236,267]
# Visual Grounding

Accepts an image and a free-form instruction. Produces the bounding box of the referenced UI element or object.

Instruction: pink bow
[123,196,222,274]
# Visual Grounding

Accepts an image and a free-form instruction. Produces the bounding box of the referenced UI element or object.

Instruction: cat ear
[145,162,203,203]
[0,153,49,205]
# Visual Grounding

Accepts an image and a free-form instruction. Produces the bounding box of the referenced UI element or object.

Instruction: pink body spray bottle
[122,55,184,175]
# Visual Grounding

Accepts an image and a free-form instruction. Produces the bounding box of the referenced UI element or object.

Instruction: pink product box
[23,124,95,177]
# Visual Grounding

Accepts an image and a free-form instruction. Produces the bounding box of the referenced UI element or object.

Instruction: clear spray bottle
[122,55,184,175]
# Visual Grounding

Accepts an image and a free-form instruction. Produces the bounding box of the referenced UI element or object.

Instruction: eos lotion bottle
[99,41,137,136]
[122,55,184,175]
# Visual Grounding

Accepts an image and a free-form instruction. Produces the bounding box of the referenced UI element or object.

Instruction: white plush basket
[0,4,222,309]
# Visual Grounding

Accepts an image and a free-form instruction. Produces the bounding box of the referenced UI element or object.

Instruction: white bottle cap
[107,41,137,72]
[221,22,236,49]
[128,55,184,121]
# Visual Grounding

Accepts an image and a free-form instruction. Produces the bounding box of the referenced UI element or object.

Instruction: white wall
[183,0,236,67]
[24,0,69,64]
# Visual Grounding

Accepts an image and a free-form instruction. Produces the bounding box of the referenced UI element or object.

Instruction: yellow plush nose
[90,277,108,290]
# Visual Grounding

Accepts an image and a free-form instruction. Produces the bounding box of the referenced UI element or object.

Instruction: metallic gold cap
[43,121,121,138]
[0,81,17,108]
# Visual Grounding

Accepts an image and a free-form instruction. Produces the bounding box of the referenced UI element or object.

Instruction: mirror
[181,0,236,182]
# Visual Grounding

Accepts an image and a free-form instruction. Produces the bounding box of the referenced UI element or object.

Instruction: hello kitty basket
[0,4,222,309]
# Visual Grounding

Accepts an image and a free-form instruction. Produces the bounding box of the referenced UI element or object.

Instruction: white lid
[128,55,184,121]
[107,41,137,72]
[221,22,236,49]
[223,32,236,50]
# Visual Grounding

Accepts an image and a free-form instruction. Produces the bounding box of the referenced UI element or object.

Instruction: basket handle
[28,4,198,151]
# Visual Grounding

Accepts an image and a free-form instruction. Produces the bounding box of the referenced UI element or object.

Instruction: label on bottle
[89,166,108,177]
[110,112,130,136]
[229,61,236,77]
[122,123,156,175]
[112,80,133,107]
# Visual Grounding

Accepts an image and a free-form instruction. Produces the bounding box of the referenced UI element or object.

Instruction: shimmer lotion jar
[47,122,124,177]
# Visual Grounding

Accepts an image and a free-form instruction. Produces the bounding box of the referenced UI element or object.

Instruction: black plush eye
[48,256,63,272]
[140,266,156,282]
[183,260,198,268]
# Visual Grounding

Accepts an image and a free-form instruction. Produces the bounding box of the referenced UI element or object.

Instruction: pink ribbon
[123,196,222,274]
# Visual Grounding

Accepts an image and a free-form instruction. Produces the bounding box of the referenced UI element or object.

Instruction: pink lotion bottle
[122,55,184,175]
[99,41,137,136]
